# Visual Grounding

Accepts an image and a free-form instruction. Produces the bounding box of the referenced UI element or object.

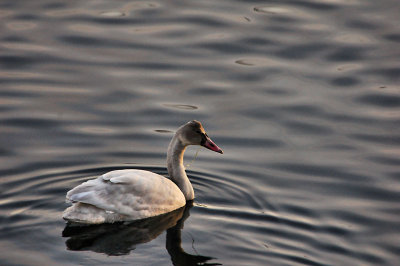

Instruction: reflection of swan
[63,202,221,265]
[62,206,185,255]
[166,203,222,266]
[63,121,223,224]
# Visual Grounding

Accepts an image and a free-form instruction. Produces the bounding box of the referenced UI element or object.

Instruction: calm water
[1,0,399,265]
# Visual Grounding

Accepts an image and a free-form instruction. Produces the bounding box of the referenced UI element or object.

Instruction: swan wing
[65,169,186,219]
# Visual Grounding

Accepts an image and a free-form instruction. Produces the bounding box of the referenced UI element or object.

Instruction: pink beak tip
[203,138,223,154]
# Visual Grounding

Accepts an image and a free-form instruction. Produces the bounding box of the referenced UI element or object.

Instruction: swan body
[63,121,223,224]
[63,170,186,223]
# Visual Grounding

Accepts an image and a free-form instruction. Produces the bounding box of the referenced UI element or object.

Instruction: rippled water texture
[1,0,400,265]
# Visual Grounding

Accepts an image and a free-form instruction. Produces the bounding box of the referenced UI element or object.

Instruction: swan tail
[62,203,123,224]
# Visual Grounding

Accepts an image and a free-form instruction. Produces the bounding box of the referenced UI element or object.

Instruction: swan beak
[202,136,223,154]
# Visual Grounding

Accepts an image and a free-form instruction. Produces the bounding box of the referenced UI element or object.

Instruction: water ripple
[1,0,400,264]
[356,93,400,108]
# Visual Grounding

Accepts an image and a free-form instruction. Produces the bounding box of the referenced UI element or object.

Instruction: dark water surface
[1,0,400,265]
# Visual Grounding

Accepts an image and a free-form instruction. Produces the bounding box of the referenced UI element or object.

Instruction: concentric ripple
[1,0,400,265]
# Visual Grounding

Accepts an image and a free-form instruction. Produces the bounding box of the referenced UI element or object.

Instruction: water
[1,0,399,265]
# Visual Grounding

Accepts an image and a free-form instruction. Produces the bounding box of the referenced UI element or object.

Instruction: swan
[63,120,223,224]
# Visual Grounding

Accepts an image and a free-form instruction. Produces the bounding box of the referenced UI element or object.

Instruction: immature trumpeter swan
[63,120,223,224]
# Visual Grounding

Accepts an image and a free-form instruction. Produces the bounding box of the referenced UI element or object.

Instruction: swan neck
[167,133,194,200]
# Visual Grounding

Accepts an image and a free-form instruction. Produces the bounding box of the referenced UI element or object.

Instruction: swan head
[178,120,223,154]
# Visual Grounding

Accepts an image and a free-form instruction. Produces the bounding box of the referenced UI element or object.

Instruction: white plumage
[63,170,186,223]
